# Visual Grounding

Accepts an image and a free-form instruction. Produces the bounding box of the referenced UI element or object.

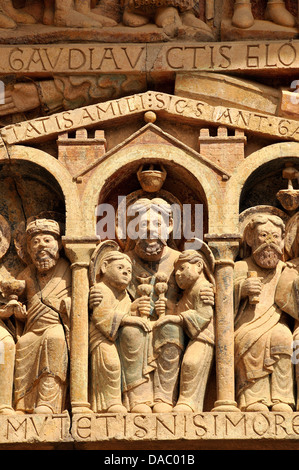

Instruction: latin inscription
[71,412,299,442]
[0,414,71,443]
[2,92,299,145]
[1,40,299,75]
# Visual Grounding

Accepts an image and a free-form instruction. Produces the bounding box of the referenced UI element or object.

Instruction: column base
[212,400,239,412]
[71,402,93,414]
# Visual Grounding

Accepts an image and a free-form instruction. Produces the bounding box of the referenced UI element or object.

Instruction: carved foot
[180,11,213,34]
[0,3,36,25]
[173,403,193,413]
[0,12,16,29]
[152,402,173,413]
[122,8,150,27]
[245,402,269,412]
[271,402,293,412]
[91,7,118,27]
[265,1,296,27]
[155,7,182,38]
[34,405,54,414]
[106,404,128,413]
[232,1,254,29]
[131,404,152,413]
[54,9,104,28]
[0,406,16,415]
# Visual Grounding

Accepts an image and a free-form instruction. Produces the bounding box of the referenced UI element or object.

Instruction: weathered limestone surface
[0,0,299,452]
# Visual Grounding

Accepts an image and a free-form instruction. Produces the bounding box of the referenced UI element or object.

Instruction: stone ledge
[2,412,299,449]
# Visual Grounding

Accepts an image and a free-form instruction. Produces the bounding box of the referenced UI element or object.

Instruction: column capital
[205,233,241,262]
[62,236,99,265]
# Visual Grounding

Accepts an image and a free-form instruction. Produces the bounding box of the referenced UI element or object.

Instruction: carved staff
[154,273,168,317]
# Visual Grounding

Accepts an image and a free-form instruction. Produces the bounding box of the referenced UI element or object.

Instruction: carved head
[127,197,173,261]
[26,219,62,272]
[174,247,215,290]
[99,251,132,291]
[243,214,285,269]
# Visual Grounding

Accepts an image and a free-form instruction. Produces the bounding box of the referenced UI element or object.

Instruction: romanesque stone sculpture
[13,218,72,414]
[276,212,299,411]
[234,213,294,412]
[172,247,215,413]
[232,0,296,29]
[122,0,213,37]
[0,0,36,29]
[89,241,132,413]
[117,196,183,413]
[0,216,16,415]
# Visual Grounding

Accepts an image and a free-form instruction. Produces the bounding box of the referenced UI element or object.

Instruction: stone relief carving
[234,211,295,412]
[89,166,215,413]
[5,217,72,415]
[232,0,296,29]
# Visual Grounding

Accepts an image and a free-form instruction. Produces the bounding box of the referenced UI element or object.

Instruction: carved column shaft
[63,238,97,414]
[206,235,241,412]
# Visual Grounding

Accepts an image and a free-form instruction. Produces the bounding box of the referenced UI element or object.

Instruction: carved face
[28,232,60,272]
[250,221,284,269]
[101,258,132,291]
[133,208,173,260]
[175,260,203,290]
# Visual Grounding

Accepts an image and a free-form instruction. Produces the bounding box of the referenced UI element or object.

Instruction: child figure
[89,242,151,413]
[89,245,133,413]
[171,246,215,413]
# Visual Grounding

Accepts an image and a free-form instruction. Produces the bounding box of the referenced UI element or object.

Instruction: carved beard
[252,242,283,269]
[32,248,59,273]
[135,238,166,258]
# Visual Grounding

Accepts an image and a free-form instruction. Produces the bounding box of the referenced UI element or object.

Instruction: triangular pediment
[72,123,231,181]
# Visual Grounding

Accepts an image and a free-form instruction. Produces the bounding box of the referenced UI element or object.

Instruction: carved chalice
[136,273,153,318]
[276,163,299,212]
[0,279,26,319]
[154,272,168,317]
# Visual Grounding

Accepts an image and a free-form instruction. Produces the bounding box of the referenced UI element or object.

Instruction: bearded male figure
[14,218,71,414]
[234,213,294,412]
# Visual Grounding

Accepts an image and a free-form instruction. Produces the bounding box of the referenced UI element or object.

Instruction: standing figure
[232,0,296,29]
[234,213,294,412]
[171,247,215,413]
[276,213,299,411]
[14,218,71,414]
[89,243,150,413]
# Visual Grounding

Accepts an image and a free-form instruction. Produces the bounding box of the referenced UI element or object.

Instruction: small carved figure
[232,0,296,29]
[234,213,294,412]
[172,247,215,413]
[13,218,72,414]
[89,244,132,413]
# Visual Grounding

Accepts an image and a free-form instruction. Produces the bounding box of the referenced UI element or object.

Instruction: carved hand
[199,283,215,306]
[153,314,183,329]
[89,286,103,309]
[130,296,151,317]
[241,277,263,298]
[121,315,152,332]
[154,298,167,317]
[0,301,26,320]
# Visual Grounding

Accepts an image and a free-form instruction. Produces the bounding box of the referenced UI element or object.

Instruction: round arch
[223,142,299,233]
[6,145,82,237]
[81,142,223,238]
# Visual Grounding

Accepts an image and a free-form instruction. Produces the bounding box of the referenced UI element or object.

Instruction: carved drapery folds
[0,0,298,444]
